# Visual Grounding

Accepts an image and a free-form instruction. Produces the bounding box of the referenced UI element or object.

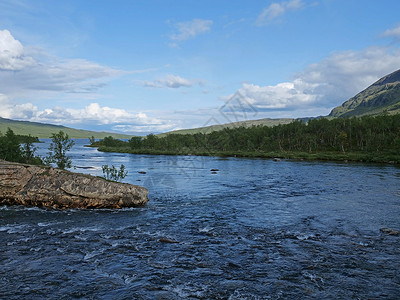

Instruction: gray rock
[0,160,148,209]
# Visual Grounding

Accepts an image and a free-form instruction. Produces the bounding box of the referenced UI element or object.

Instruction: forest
[93,114,400,163]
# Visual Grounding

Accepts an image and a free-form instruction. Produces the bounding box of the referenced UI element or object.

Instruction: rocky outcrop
[0,160,149,209]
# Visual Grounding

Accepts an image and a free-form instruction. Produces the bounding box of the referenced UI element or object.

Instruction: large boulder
[0,160,149,209]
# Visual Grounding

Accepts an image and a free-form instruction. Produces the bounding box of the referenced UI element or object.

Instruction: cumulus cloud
[0,94,38,119]
[40,103,153,126]
[237,80,318,110]
[169,19,213,46]
[226,46,400,116]
[66,103,135,125]
[256,0,304,26]
[0,97,173,132]
[143,74,201,88]
[0,29,35,70]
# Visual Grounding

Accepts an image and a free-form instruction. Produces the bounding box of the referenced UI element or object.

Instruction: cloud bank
[0,95,172,133]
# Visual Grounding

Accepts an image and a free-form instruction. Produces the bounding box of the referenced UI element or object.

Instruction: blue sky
[1,0,400,135]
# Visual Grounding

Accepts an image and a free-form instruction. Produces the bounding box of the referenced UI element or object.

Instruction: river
[1,139,399,299]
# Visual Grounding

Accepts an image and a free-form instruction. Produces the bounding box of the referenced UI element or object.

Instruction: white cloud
[0,30,122,98]
[66,103,135,125]
[0,98,175,133]
[170,19,213,42]
[256,0,304,26]
[0,57,122,96]
[36,103,156,126]
[143,74,201,88]
[0,29,35,70]
[226,46,400,117]
[0,94,39,119]
[237,80,318,109]
[382,24,400,39]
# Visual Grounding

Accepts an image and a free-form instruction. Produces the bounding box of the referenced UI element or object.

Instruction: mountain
[157,118,294,137]
[0,117,132,139]
[329,69,400,117]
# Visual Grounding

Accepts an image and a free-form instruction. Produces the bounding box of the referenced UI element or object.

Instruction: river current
[1,139,399,299]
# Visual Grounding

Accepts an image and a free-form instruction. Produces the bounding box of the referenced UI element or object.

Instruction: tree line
[94,114,400,162]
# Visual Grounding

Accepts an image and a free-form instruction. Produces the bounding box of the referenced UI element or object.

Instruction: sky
[1,0,400,135]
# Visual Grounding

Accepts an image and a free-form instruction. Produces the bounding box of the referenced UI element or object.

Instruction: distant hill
[0,117,132,139]
[329,69,400,117]
[157,118,294,137]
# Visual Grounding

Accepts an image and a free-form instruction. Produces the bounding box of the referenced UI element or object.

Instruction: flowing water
[1,139,399,299]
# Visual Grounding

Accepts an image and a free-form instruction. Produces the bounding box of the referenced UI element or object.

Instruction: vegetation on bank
[0,128,42,164]
[102,164,128,182]
[92,114,400,164]
[0,128,128,182]
[0,128,76,168]
[44,131,75,169]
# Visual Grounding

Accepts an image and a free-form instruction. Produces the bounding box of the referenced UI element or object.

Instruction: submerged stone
[380,228,399,236]
[159,238,179,244]
[0,160,149,209]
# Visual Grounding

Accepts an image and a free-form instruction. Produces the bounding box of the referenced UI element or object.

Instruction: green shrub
[102,164,128,182]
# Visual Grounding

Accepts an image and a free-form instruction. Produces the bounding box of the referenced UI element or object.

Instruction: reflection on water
[1,139,399,299]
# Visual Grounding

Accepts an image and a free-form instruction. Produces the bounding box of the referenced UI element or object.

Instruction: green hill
[0,117,132,139]
[329,69,400,117]
[157,118,294,137]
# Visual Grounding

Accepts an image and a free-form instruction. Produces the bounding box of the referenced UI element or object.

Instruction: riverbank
[95,146,400,164]
[88,114,400,165]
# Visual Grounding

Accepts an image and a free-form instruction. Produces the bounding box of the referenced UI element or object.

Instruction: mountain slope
[0,117,131,139]
[329,69,400,117]
[157,118,294,137]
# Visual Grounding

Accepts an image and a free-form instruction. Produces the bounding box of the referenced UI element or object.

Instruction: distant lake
[1,139,399,299]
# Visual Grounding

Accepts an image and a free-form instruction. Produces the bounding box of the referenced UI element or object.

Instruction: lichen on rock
[0,160,149,209]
